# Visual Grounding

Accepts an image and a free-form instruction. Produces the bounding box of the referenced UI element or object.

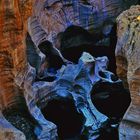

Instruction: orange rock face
[115,5,140,139]
[0,0,33,111]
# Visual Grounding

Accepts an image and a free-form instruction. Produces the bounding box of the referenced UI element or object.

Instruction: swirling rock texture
[0,0,140,140]
[30,0,139,47]
[115,5,140,140]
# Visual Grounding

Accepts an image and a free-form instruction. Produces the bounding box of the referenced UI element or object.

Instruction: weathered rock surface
[0,1,35,139]
[29,0,139,47]
[0,0,33,111]
[0,112,26,140]
[0,1,140,140]
[115,5,140,139]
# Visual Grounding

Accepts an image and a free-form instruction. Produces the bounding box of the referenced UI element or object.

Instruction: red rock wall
[0,0,33,111]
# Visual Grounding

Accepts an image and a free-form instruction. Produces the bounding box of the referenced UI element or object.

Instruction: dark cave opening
[41,97,85,139]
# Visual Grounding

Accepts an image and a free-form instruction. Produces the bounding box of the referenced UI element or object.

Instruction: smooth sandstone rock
[115,5,140,139]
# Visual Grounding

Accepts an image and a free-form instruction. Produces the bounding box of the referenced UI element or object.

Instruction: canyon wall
[0,1,33,139]
[0,0,138,109]
[115,5,140,140]
[0,0,33,111]
[0,1,140,140]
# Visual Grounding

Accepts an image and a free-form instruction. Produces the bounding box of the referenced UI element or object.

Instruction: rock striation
[28,0,140,48]
[115,5,140,139]
[0,1,35,139]
[0,0,33,112]
[0,1,140,140]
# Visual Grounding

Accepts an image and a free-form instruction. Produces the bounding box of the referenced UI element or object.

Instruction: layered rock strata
[0,1,140,140]
[0,0,33,111]
[0,1,34,139]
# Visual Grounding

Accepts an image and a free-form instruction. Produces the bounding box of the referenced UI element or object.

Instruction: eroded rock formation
[0,1,34,139]
[0,0,33,111]
[115,5,140,139]
[30,0,139,47]
[0,0,139,140]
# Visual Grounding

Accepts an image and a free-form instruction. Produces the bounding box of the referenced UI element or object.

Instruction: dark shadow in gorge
[41,95,85,140]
